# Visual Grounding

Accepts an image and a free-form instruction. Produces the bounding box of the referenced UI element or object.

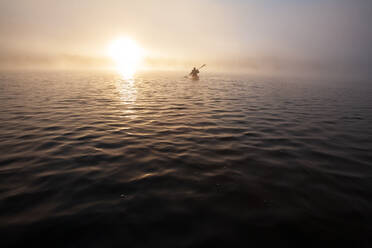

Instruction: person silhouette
[189,67,199,78]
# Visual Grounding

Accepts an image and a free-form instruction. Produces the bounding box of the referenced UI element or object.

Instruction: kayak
[186,64,205,80]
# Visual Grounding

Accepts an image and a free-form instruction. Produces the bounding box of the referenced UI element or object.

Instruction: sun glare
[107,37,144,78]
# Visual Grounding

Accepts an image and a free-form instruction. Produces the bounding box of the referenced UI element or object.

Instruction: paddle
[185,64,206,78]
[198,64,206,70]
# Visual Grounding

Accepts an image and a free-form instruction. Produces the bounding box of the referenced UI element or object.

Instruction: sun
[107,37,144,78]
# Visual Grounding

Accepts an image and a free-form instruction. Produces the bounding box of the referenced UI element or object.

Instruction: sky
[0,0,371,78]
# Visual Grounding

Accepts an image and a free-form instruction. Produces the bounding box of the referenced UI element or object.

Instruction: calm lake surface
[1,71,371,247]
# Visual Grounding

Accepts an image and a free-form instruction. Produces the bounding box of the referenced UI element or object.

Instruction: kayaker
[189,67,199,78]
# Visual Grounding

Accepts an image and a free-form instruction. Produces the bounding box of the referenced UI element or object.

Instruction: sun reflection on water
[115,77,138,119]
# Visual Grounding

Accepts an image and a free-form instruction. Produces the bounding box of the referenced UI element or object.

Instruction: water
[1,71,371,247]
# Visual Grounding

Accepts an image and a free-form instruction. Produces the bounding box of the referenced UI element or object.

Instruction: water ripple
[0,71,372,247]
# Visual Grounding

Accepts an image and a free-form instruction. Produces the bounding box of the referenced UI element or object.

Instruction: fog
[1,0,371,79]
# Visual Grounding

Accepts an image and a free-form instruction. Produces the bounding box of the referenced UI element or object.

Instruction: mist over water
[1,71,372,247]
[1,0,372,79]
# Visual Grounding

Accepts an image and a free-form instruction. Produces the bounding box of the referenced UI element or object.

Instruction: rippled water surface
[1,71,372,247]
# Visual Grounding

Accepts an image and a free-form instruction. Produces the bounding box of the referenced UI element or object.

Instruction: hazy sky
[0,0,371,77]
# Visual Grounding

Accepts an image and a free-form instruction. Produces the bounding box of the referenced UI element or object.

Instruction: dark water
[1,71,372,247]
